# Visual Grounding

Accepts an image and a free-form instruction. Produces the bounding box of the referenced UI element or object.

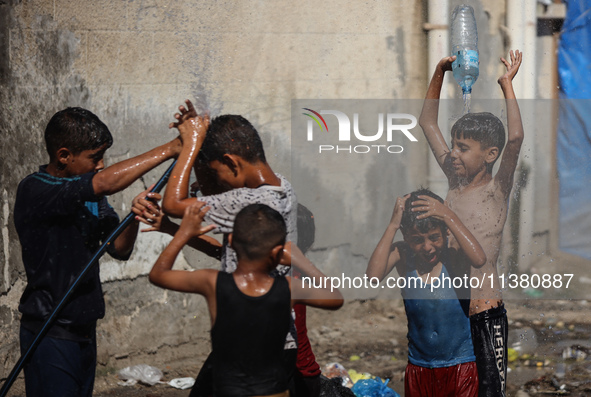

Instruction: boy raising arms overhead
[419,50,523,396]
[366,189,486,397]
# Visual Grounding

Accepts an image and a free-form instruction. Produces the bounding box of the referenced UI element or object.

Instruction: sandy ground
[6,296,591,396]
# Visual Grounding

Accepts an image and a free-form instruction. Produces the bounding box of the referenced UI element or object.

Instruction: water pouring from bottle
[450,5,479,113]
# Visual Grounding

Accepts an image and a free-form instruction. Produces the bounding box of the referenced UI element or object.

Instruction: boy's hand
[390,194,410,228]
[411,195,453,222]
[279,241,293,267]
[132,186,166,232]
[437,55,456,73]
[178,201,216,238]
[169,99,210,144]
[498,50,522,85]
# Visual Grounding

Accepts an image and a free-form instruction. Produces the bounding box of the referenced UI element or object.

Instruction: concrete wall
[0,0,429,378]
[0,0,569,382]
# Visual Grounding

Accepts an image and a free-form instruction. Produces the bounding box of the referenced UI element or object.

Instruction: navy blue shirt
[15,166,121,336]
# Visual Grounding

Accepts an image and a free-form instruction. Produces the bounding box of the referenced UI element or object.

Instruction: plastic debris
[323,362,353,387]
[117,364,163,386]
[319,375,357,397]
[168,377,196,390]
[348,369,373,384]
[351,378,400,397]
[508,347,519,363]
[562,345,588,361]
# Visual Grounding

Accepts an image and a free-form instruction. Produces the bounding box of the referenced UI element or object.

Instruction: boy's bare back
[419,50,524,315]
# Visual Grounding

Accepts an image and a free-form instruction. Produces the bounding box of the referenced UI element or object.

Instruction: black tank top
[211,271,291,396]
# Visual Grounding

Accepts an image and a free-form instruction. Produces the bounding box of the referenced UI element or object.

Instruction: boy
[366,188,486,397]
[161,101,320,395]
[149,203,343,397]
[163,102,297,274]
[418,50,523,396]
[14,107,180,397]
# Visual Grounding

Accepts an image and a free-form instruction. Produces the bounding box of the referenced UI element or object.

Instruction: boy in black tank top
[149,203,343,397]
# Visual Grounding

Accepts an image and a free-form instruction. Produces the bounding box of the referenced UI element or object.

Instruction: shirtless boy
[149,203,343,397]
[418,50,523,396]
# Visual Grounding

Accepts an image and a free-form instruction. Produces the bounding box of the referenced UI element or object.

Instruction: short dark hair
[45,107,113,161]
[297,203,315,254]
[198,115,266,164]
[400,188,447,235]
[451,112,505,154]
[232,204,286,261]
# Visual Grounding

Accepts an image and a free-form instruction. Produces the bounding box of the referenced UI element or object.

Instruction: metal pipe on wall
[425,0,450,198]
[508,0,537,270]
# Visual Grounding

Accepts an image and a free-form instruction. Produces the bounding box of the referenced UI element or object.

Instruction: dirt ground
[6,296,591,397]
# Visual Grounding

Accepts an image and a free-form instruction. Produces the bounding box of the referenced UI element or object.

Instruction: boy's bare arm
[279,243,343,310]
[149,202,217,294]
[419,56,456,178]
[110,186,162,259]
[289,277,343,310]
[495,50,524,196]
[162,100,210,218]
[92,138,182,196]
[132,192,222,258]
[413,195,486,267]
[366,195,407,281]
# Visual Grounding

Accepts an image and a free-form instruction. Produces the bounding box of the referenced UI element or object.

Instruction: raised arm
[281,243,343,310]
[495,50,524,197]
[366,195,407,281]
[162,100,210,218]
[413,195,486,268]
[149,202,217,294]
[419,56,456,178]
[92,138,181,196]
[132,191,223,259]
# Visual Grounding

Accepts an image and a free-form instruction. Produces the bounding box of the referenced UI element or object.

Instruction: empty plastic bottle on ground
[450,5,479,93]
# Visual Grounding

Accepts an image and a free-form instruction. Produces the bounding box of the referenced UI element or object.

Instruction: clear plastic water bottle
[450,5,479,94]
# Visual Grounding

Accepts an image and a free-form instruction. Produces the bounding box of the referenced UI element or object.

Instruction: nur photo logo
[301,108,419,154]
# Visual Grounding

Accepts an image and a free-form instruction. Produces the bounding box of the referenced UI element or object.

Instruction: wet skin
[403,225,446,280]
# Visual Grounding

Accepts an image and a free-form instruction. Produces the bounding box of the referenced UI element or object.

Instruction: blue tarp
[557,0,591,259]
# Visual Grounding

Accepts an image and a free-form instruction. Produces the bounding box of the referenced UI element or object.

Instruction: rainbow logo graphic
[302,108,329,133]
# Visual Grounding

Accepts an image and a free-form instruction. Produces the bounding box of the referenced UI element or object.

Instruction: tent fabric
[557,0,591,259]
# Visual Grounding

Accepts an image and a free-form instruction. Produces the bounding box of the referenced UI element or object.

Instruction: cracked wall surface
[0,0,430,378]
[1,0,563,381]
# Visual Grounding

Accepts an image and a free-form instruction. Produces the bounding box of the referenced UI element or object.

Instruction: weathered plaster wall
[2,0,562,384]
[0,0,429,378]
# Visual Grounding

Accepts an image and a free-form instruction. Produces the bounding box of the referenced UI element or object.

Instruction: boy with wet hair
[162,100,323,396]
[14,107,181,397]
[163,105,296,273]
[419,50,523,396]
[198,114,268,167]
[367,188,486,397]
[149,203,343,397]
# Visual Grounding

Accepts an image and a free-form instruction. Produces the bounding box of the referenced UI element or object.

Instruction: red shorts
[404,362,478,397]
